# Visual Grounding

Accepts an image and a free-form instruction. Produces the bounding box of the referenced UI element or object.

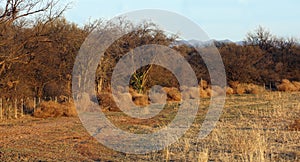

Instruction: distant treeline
[0,0,299,98]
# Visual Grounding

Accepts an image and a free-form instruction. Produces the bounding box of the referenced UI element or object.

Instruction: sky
[64,0,300,41]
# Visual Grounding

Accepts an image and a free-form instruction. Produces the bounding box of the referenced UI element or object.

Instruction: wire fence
[0,96,71,120]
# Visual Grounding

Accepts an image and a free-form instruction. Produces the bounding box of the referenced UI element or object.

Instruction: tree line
[0,0,299,98]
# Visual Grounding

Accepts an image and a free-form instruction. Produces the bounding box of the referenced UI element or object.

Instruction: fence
[0,96,71,120]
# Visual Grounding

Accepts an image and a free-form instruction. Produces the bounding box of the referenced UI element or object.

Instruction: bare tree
[95,20,176,94]
[0,0,70,77]
[246,26,274,50]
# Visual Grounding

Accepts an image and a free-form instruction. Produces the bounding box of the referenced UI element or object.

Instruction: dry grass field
[0,92,299,161]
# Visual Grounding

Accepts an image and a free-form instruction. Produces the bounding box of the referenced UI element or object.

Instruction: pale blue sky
[64,0,300,41]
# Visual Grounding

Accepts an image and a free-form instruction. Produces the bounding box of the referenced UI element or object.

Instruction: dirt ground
[0,92,299,161]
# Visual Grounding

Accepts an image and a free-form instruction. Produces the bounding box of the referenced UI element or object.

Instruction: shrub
[243,83,265,94]
[236,86,246,95]
[228,82,265,95]
[97,93,119,112]
[249,86,259,94]
[129,87,139,97]
[132,93,149,106]
[229,81,240,89]
[33,101,77,118]
[128,87,150,106]
[226,87,234,95]
[163,87,181,101]
[205,88,212,98]
[277,79,298,92]
[292,81,300,91]
[229,81,242,94]
[282,79,290,84]
[199,80,208,89]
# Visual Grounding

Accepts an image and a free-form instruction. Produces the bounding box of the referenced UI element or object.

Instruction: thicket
[0,1,299,98]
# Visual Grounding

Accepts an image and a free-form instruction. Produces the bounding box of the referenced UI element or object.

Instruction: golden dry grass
[226,87,234,95]
[0,92,299,161]
[33,101,77,118]
[277,79,300,92]
[200,87,210,98]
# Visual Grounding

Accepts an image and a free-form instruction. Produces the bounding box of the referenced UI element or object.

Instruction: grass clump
[33,101,77,118]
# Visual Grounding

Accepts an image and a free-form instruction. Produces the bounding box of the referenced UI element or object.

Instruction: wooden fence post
[278,91,281,98]
[20,99,24,117]
[6,98,9,119]
[0,98,2,120]
[14,99,18,119]
[7,98,11,119]
[33,97,36,112]
[26,97,30,114]
[200,78,203,88]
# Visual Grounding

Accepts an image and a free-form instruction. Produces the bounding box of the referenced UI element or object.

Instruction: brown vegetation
[132,93,149,106]
[226,87,234,95]
[0,2,299,161]
[97,93,119,112]
[289,119,300,131]
[0,11,299,100]
[292,81,300,91]
[0,92,299,161]
[227,81,266,95]
[23,99,35,114]
[128,87,149,106]
[33,101,77,118]
[277,79,300,92]
[199,79,208,89]
[163,87,182,102]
